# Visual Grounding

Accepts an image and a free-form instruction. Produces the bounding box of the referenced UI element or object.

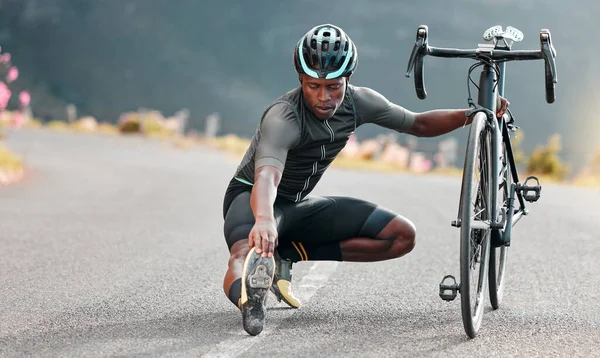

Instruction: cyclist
[222,23,509,336]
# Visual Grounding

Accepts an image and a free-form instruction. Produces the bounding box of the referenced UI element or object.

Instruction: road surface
[1,129,599,357]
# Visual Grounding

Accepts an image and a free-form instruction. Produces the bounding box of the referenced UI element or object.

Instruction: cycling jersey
[223,84,415,216]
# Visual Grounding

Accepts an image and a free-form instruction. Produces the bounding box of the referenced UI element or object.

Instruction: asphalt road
[1,129,599,357]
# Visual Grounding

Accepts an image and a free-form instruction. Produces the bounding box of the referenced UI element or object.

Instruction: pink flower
[0,53,10,64]
[0,82,11,110]
[19,90,30,107]
[6,66,18,83]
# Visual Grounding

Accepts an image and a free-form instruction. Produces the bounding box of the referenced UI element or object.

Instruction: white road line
[203,261,339,358]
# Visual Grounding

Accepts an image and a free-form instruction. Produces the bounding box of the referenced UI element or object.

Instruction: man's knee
[228,240,250,265]
[381,216,416,255]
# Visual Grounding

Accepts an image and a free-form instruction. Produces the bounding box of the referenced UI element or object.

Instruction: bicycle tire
[459,113,492,338]
[488,140,511,309]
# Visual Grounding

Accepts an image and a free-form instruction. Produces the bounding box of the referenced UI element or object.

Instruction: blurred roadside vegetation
[1,109,597,188]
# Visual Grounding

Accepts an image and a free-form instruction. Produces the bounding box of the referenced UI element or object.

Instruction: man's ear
[298,75,303,84]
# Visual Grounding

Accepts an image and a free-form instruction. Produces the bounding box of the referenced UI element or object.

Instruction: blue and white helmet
[293,24,358,79]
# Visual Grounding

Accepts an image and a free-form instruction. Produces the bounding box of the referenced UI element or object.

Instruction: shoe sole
[241,248,274,336]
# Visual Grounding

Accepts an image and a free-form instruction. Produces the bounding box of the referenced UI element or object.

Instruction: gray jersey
[231,84,416,202]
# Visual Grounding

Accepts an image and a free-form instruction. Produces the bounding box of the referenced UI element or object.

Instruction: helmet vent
[322,42,329,51]
[334,41,340,51]
[323,31,331,37]
[310,39,317,50]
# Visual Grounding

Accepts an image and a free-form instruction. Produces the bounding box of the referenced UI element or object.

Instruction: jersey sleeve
[353,86,416,132]
[255,102,301,173]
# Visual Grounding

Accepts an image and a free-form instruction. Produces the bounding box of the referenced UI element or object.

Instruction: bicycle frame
[455,62,527,238]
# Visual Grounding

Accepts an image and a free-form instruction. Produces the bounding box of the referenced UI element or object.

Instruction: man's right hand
[248,217,278,258]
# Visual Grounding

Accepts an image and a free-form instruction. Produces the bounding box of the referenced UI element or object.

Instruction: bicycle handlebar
[405,25,558,103]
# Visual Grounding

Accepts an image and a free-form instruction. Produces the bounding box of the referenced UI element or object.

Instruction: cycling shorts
[222,186,398,250]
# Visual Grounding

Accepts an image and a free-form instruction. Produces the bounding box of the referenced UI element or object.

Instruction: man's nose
[317,87,330,102]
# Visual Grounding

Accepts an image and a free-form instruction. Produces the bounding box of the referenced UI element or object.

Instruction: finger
[497,101,506,116]
[261,232,271,257]
[265,235,275,258]
[253,232,263,254]
[270,231,279,257]
[248,233,255,248]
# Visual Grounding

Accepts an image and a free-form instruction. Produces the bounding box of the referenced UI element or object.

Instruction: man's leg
[339,214,416,262]
[222,240,250,308]
[276,196,416,263]
[222,191,284,335]
[270,250,302,308]
[222,240,275,336]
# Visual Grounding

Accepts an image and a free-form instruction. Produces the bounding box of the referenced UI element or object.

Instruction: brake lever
[540,29,557,83]
[405,26,428,78]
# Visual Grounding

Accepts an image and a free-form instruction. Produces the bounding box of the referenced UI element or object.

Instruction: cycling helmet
[294,24,358,79]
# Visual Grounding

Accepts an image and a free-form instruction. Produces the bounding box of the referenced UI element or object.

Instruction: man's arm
[249,165,281,257]
[353,86,508,138]
[250,166,281,228]
[249,103,300,257]
[408,95,509,137]
[407,109,472,137]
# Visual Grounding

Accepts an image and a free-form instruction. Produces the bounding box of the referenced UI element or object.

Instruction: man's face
[300,74,347,120]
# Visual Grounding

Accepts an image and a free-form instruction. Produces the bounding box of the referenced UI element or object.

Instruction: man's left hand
[497,96,510,117]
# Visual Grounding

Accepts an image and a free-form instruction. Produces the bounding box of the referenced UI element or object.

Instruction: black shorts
[222,185,398,251]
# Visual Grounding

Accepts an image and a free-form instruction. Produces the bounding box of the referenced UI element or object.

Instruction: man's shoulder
[348,84,392,115]
[348,84,386,102]
[261,89,303,133]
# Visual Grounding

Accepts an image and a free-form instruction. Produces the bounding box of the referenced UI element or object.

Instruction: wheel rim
[460,117,492,337]
[468,140,490,327]
[491,144,511,304]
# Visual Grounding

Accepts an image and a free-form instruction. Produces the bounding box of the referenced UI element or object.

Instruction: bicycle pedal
[439,275,459,301]
[518,176,542,203]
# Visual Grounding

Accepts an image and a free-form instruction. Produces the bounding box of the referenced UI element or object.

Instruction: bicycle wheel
[459,114,492,338]
[488,140,511,309]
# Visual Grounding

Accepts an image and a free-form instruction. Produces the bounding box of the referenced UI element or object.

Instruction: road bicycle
[405,24,557,338]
